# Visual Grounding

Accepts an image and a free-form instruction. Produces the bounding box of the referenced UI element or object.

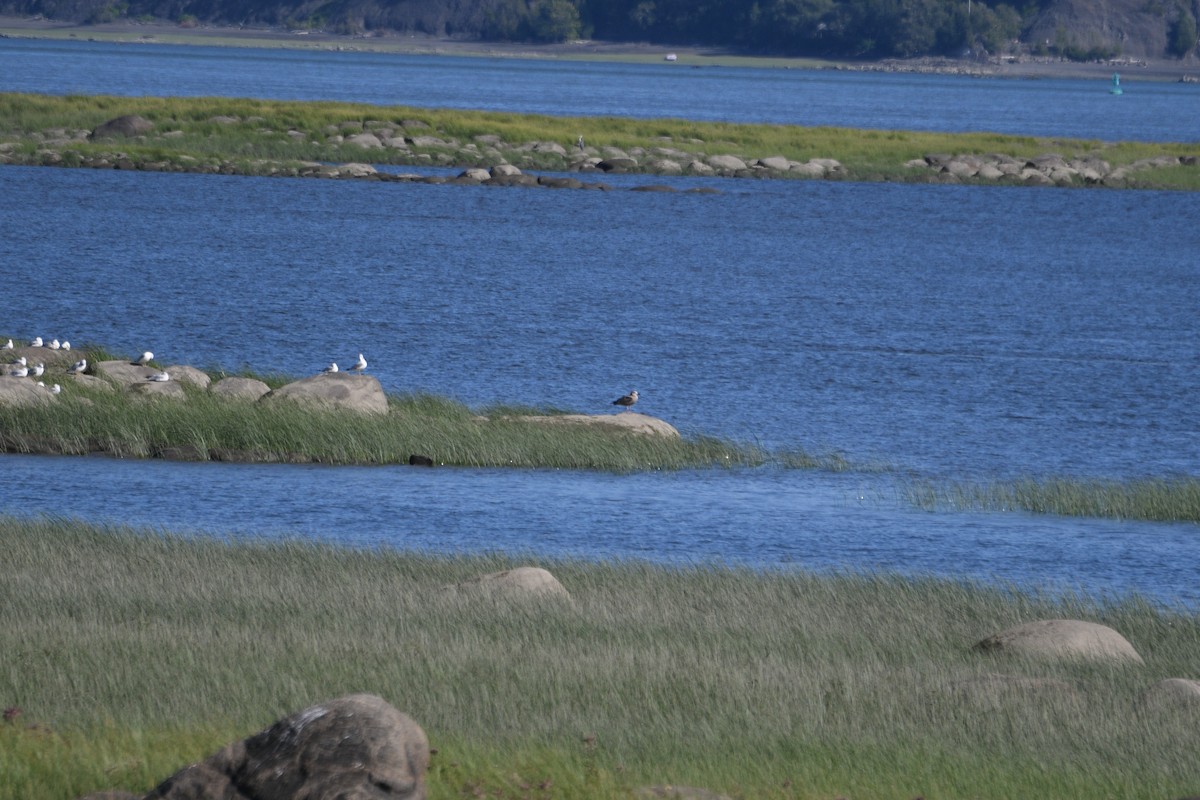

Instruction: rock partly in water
[974,619,1144,664]
[263,372,389,414]
[138,694,430,800]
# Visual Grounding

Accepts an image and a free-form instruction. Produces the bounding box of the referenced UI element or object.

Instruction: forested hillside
[2,0,1196,59]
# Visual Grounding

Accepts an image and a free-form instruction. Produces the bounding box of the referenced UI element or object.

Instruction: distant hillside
[2,0,1196,59]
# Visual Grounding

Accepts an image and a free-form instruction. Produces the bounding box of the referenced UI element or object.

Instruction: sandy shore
[2,14,1198,82]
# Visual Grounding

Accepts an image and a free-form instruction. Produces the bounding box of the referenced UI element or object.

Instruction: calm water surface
[1,165,1198,606]
[2,38,1198,141]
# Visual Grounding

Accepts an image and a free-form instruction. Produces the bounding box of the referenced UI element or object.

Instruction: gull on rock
[135,351,154,366]
[61,341,70,351]
[68,358,87,374]
[13,356,26,367]
[612,390,639,411]
[49,339,60,350]
[30,337,42,348]
[31,363,44,377]
[351,353,368,372]
[322,362,339,373]
[147,370,171,382]
[10,366,29,378]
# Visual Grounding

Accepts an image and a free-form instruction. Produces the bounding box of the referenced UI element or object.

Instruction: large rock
[514,412,680,438]
[90,115,154,140]
[0,377,56,408]
[706,154,748,172]
[141,694,429,800]
[93,360,163,387]
[211,376,271,402]
[443,566,571,600]
[974,619,1144,664]
[164,365,211,389]
[1140,678,1200,708]
[264,372,388,415]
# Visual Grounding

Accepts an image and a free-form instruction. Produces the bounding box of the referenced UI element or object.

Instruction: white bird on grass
[10,366,29,378]
[2,339,12,350]
[30,336,42,348]
[61,341,70,351]
[147,370,171,382]
[48,339,60,350]
[322,362,339,373]
[50,384,61,395]
[13,356,26,367]
[611,389,639,411]
[135,351,154,366]
[31,363,44,377]
[350,353,367,372]
[68,358,87,374]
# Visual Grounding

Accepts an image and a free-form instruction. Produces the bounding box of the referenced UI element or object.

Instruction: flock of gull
[8,335,641,412]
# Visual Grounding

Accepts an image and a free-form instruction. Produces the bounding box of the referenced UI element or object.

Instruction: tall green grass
[0,375,762,470]
[3,93,1198,189]
[905,476,1200,522]
[1,516,1197,799]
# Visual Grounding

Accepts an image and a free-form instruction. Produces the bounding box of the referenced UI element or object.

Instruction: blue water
[1,41,1198,607]
[1,38,1198,141]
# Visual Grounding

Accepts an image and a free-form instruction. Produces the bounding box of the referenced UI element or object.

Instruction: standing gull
[612,390,639,411]
[2,339,12,350]
[350,353,368,372]
[135,351,154,366]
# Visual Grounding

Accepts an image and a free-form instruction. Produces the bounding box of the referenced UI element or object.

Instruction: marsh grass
[1,516,1198,799]
[4,93,1199,189]
[905,476,1200,522]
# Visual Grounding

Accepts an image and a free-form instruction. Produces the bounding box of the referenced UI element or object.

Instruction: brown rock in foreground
[139,693,429,800]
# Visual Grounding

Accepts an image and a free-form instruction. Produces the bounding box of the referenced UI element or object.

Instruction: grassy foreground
[2,93,1198,189]
[1,516,1198,800]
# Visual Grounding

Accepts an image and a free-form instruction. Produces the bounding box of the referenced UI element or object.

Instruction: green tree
[1167,7,1197,57]
[529,0,581,41]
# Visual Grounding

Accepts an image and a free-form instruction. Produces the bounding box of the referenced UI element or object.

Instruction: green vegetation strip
[2,93,1198,189]
[1,516,1198,799]
[904,477,1200,522]
[0,362,765,474]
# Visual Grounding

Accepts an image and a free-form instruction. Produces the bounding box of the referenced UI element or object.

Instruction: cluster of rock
[0,113,845,188]
[908,151,1197,186]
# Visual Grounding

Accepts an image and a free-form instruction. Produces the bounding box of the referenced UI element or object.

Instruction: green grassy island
[1,516,1198,800]
[2,93,1198,190]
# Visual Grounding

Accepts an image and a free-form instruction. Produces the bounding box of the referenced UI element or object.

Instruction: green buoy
[1110,72,1123,95]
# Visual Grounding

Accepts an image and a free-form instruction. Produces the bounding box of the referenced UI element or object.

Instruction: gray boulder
[1141,678,1200,708]
[92,361,162,387]
[90,115,154,140]
[974,619,1144,665]
[164,365,211,389]
[264,372,388,415]
[513,412,680,438]
[142,694,429,800]
[706,154,748,172]
[443,566,571,600]
[0,377,55,408]
[210,377,271,402]
[757,156,792,171]
[131,381,186,400]
[344,132,383,149]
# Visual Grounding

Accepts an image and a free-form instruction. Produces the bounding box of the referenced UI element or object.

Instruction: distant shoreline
[3,14,1198,83]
